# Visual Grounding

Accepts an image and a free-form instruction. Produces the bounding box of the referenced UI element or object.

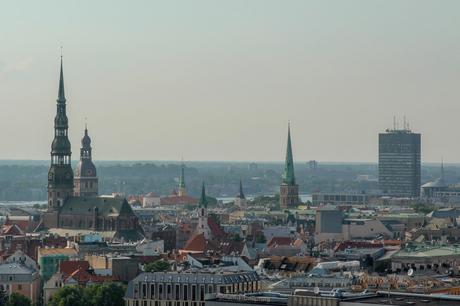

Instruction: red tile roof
[267,237,293,248]
[182,233,206,252]
[4,220,35,233]
[60,260,90,275]
[208,218,226,238]
[65,266,113,284]
[1,224,24,236]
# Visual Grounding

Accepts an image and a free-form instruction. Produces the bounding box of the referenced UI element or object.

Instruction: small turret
[74,125,98,197]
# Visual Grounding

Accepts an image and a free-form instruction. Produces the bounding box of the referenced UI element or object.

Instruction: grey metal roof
[0,263,35,275]
[131,271,259,285]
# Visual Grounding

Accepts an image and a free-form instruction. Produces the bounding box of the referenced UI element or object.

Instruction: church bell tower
[280,123,299,208]
[47,56,74,213]
[74,125,98,197]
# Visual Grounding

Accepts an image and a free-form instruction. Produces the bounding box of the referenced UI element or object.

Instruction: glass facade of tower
[378,129,421,197]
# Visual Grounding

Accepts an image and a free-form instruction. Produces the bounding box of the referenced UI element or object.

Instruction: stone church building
[41,57,143,241]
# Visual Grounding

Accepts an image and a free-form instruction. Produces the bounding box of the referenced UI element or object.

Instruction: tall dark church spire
[58,55,66,103]
[238,179,245,199]
[47,55,74,215]
[178,162,187,196]
[282,122,296,185]
[199,182,208,209]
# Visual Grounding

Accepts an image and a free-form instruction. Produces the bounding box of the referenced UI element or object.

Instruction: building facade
[124,271,260,306]
[280,124,299,208]
[312,193,368,206]
[378,128,421,197]
[315,208,344,243]
[0,262,40,304]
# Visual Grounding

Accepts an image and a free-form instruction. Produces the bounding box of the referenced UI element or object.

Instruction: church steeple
[81,125,92,159]
[237,179,245,199]
[197,181,210,239]
[47,55,74,214]
[58,55,66,103]
[279,122,299,208]
[178,162,186,196]
[199,182,208,208]
[282,122,296,185]
[235,179,247,207]
[74,124,98,197]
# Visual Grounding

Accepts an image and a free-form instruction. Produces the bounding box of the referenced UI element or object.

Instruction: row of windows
[133,281,258,301]
[127,301,205,306]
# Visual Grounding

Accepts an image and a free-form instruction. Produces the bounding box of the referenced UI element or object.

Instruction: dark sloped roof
[60,196,133,217]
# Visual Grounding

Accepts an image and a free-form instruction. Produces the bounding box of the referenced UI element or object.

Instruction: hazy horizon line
[0,159,451,166]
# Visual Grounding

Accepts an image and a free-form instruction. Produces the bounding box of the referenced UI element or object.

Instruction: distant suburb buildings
[378,126,421,198]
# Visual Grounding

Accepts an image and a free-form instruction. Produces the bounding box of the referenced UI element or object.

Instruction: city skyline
[1,1,460,162]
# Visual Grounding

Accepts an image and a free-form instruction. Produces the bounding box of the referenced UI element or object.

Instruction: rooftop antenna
[60,46,63,59]
[393,116,396,130]
[403,115,406,130]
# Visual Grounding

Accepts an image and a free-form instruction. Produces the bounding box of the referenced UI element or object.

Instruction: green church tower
[280,123,299,208]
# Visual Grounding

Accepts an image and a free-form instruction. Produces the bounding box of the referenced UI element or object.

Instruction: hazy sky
[1,1,460,162]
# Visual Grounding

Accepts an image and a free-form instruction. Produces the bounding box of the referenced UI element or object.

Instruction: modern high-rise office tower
[378,124,421,198]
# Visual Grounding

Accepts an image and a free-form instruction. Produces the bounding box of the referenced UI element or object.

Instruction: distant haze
[1,1,460,162]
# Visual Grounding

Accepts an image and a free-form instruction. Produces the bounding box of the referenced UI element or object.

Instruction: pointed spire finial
[199,181,208,208]
[178,160,185,189]
[57,49,66,103]
[238,179,245,199]
[85,117,88,133]
[282,121,295,185]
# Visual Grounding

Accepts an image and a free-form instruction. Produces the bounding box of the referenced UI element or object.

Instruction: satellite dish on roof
[407,269,414,277]
[314,287,320,295]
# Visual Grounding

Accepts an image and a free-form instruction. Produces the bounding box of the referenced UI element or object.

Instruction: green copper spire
[57,55,66,103]
[199,181,208,208]
[179,163,185,189]
[282,122,296,185]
